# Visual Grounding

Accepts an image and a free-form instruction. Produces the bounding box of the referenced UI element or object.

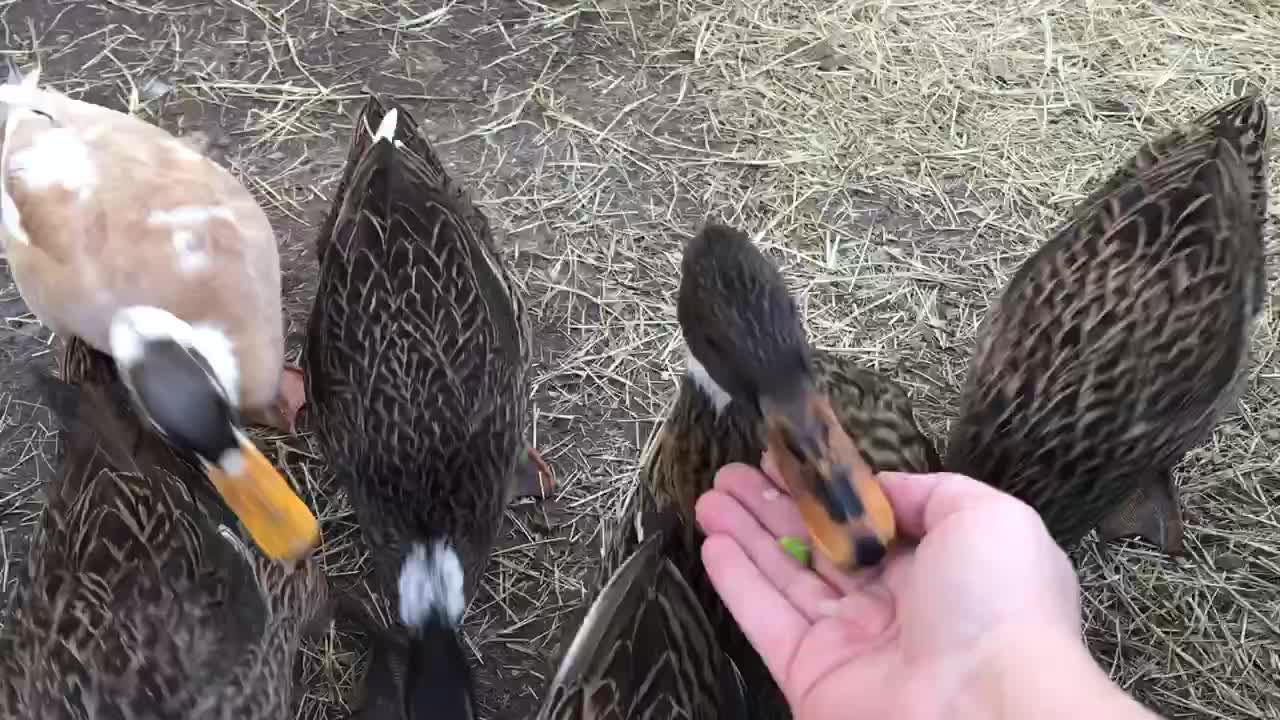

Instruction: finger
[700,534,807,683]
[761,451,787,493]
[877,471,1013,539]
[708,464,875,596]
[696,484,844,622]
[717,462,806,537]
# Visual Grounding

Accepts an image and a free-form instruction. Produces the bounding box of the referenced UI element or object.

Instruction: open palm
[695,459,1088,720]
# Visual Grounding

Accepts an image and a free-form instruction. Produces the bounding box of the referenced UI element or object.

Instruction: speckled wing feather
[303,95,529,599]
[0,338,325,720]
[539,524,744,720]
[1071,95,1269,318]
[945,95,1267,549]
[1,340,258,718]
[814,352,940,475]
[594,378,772,718]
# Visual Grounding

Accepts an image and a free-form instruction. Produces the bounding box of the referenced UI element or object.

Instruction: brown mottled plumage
[946,95,1269,555]
[814,355,942,476]
[567,225,938,720]
[302,94,549,720]
[536,499,747,720]
[0,337,326,720]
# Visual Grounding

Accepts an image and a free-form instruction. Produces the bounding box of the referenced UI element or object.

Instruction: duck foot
[1097,470,1185,556]
[510,446,554,501]
[243,364,307,434]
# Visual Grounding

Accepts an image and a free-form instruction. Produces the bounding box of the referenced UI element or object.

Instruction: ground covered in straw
[1,1,1278,718]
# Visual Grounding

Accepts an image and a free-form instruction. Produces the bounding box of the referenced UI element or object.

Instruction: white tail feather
[0,63,42,248]
[398,540,465,628]
[373,107,399,144]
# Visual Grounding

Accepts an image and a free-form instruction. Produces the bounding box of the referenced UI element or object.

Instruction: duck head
[677,224,896,569]
[109,305,320,562]
[398,541,477,720]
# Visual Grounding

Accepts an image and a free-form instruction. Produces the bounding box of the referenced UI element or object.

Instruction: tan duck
[0,64,317,561]
[0,337,327,719]
[559,224,939,720]
[945,94,1269,555]
[303,94,551,719]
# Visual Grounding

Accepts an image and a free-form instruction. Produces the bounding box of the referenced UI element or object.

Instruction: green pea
[779,536,811,567]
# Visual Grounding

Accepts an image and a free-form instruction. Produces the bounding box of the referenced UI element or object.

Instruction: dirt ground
[2,1,1279,719]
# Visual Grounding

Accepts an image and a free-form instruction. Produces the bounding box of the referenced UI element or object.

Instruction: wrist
[948,624,1160,720]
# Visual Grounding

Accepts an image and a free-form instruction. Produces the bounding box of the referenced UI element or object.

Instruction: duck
[0,335,328,719]
[563,223,939,719]
[302,93,552,719]
[535,496,748,720]
[0,63,318,561]
[945,94,1269,555]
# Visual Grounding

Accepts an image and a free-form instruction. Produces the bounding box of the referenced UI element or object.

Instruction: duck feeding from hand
[678,224,900,569]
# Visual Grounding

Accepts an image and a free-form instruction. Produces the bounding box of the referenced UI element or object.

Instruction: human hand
[695,457,1158,720]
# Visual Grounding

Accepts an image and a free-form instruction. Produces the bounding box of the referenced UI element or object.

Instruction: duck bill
[204,432,321,562]
[762,388,896,570]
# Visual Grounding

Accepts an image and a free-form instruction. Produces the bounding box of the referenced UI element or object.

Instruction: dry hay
[0,0,1278,719]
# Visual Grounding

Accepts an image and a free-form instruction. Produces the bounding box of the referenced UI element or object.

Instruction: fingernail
[763,488,781,501]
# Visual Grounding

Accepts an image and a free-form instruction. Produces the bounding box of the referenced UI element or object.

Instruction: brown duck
[0,338,326,719]
[946,94,1269,555]
[552,224,939,719]
[535,500,748,720]
[303,94,551,720]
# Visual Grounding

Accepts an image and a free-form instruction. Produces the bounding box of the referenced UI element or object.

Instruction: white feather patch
[374,108,399,143]
[218,440,248,476]
[146,205,235,227]
[1,67,45,247]
[108,306,184,368]
[399,540,466,628]
[108,306,240,403]
[188,324,240,403]
[217,523,253,564]
[0,184,27,246]
[8,127,98,200]
[171,229,211,274]
[685,348,733,413]
[0,73,40,109]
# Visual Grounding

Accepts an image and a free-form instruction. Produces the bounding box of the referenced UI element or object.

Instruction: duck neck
[684,349,735,415]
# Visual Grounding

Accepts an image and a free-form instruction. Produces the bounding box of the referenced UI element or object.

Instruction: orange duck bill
[762,388,896,571]
[205,430,321,562]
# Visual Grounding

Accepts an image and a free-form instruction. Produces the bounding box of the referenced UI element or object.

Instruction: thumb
[876,471,1030,540]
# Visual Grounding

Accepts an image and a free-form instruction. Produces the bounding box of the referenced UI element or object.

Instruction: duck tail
[314,94,442,260]
[398,540,477,720]
[1,60,43,249]
[0,59,41,132]
[372,105,399,145]
[356,93,451,194]
[1,59,39,104]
